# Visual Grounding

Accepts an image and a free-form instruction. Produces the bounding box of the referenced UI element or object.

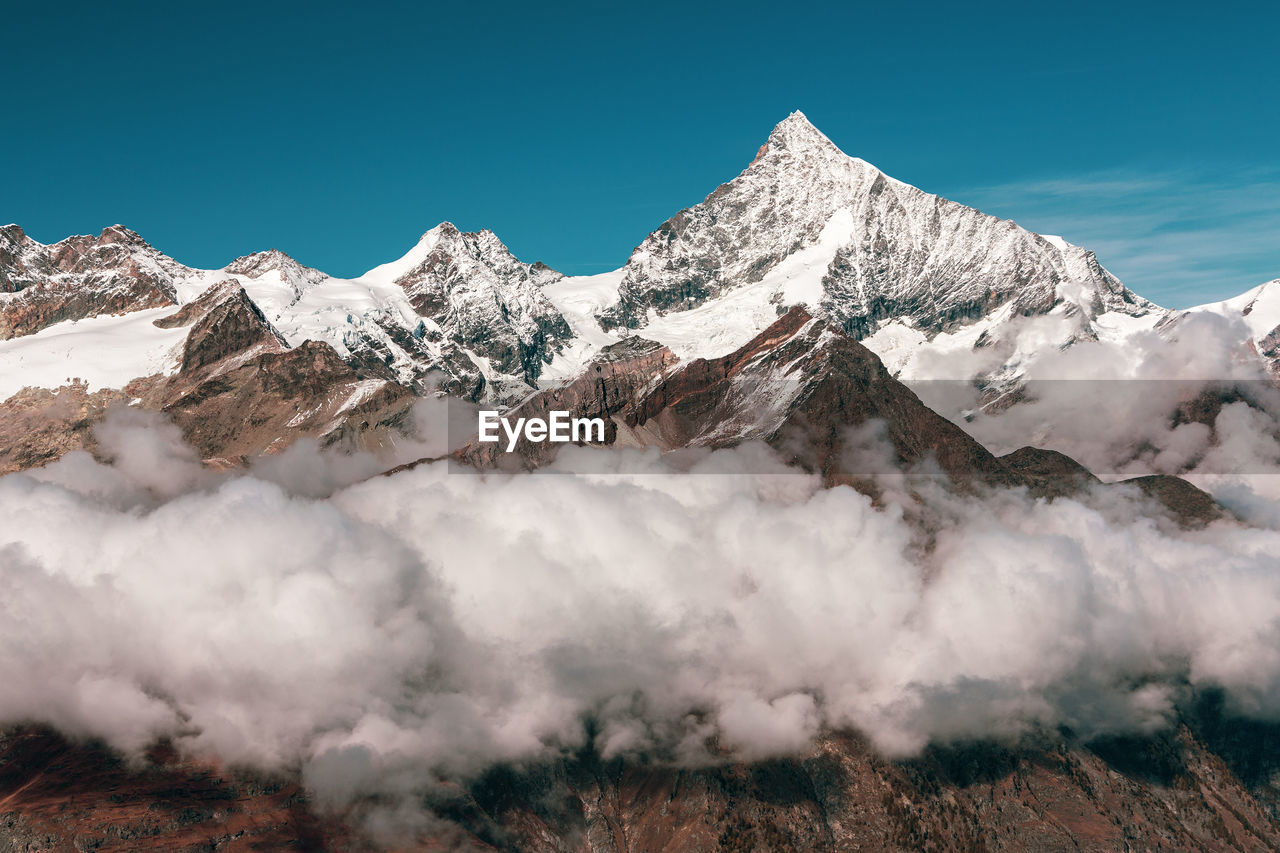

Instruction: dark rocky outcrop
[0,727,340,852]
[4,717,1280,851]
[1122,474,1226,528]
[154,280,289,372]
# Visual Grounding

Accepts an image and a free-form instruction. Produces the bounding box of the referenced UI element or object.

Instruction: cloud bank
[3,405,1280,833]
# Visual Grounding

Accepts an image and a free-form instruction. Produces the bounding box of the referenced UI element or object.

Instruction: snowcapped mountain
[224,248,330,294]
[456,305,1220,525]
[0,221,574,405]
[219,223,573,399]
[602,112,1147,332]
[0,224,193,339]
[0,113,1274,852]
[1,110,1276,431]
[360,222,572,387]
[573,112,1156,387]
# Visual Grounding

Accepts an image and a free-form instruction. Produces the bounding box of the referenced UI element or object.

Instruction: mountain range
[1,112,1277,850]
[4,113,1277,420]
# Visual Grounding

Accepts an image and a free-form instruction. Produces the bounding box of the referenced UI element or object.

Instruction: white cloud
[2,407,1280,824]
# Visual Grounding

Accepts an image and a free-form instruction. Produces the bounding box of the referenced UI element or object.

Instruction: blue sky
[3,0,1276,307]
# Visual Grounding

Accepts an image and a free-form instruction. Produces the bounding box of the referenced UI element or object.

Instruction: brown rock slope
[620,306,1021,490]
[457,723,1280,852]
[0,727,339,852]
[0,382,130,473]
[4,712,1280,852]
[458,335,680,469]
[458,307,1222,523]
[0,281,420,473]
[130,282,419,466]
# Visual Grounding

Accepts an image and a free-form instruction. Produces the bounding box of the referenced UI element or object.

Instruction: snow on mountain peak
[1181,277,1280,366]
[0,224,200,339]
[220,250,332,313]
[749,110,873,181]
[758,110,845,158]
[358,226,450,284]
[225,248,321,280]
[597,111,1149,350]
[97,224,148,246]
[422,221,461,241]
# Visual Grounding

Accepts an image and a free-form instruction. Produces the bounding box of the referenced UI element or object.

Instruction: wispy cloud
[956,167,1280,308]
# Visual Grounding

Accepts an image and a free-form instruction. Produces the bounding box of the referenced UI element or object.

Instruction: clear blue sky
[3,0,1277,307]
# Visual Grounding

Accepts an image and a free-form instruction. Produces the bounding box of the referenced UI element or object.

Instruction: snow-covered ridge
[1187,279,1280,353]
[3,113,1278,406]
[1,220,575,402]
[211,223,572,400]
[528,111,1189,392]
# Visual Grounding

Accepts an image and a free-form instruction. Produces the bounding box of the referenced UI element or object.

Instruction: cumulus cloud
[2,405,1280,840]
[30,406,218,508]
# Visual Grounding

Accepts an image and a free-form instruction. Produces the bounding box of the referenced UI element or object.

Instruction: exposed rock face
[1123,474,1226,528]
[390,223,573,384]
[998,445,1101,498]
[132,285,417,465]
[456,308,1224,525]
[154,279,289,372]
[0,727,341,852]
[0,224,191,339]
[0,283,420,472]
[622,307,1017,490]
[0,382,130,474]
[136,340,415,466]
[462,306,1057,490]
[459,336,679,468]
[5,714,1280,851]
[598,113,1150,339]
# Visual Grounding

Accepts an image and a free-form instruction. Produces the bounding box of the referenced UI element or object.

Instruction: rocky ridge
[456,307,1223,527]
[0,281,418,473]
[0,223,190,339]
[4,702,1280,851]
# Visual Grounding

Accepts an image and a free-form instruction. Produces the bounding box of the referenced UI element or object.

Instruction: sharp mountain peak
[751,110,878,176]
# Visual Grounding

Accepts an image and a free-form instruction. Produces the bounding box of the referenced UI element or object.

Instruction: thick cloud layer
[3,406,1280,826]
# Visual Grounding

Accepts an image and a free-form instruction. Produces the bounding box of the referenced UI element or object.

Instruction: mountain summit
[598,111,1151,356]
[750,109,848,164]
